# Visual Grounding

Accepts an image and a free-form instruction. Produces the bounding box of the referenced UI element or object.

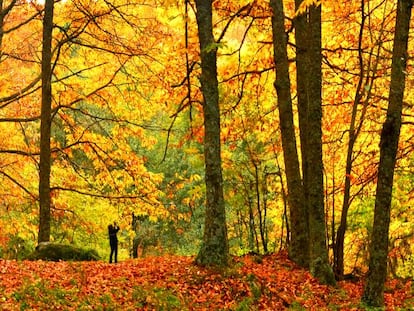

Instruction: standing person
[108,222,120,263]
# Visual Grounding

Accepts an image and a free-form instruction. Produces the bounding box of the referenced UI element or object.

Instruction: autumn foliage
[0,0,413,308]
[0,253,412,310]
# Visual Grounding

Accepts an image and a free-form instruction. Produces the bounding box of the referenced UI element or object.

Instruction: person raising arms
[108,222,120,263]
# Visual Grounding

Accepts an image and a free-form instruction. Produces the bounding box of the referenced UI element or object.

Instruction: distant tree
[194,0,229,267]
[362,0,413,306]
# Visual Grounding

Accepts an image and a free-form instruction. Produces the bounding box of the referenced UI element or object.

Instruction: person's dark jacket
[108,224,120,246]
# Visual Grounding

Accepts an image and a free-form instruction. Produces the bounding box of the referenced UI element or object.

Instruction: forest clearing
[1,253,412,310]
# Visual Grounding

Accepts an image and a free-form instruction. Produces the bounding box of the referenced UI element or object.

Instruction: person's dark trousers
[110,240,118,263]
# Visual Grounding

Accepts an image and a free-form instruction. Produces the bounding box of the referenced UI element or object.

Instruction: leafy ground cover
[0,252,412,310]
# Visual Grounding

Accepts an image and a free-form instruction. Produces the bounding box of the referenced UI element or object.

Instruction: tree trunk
[270,0,309,267]
[294,0,311,259]
[334,90,362,278]
[275,158,290,250]
[248,194,259,252]
[362,0,412,306]
[253,161,268,253]
[194,0,229,267]
[293,0,335,285]
[334,0,369,278]
[305,3,335,286]
[38,0,54,243]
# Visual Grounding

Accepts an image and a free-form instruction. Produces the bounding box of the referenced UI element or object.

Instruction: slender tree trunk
[262,171,269,253]
[236,210,244,250]
[334,0,367,278]
[253,162,267,253]
[334,100,360,278]
[277,165,290,250]
[194,0,229,267]
[38,0,54,243]
[362,0,412,306]
[248,195,258,252]
[294,0,310,257]
[305,3,335,285]
[270,0,309,268]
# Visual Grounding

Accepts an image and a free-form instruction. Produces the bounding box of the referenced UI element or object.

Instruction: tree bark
[270,0,309,268]
[305,3,335,285]
[294,0,335,285]
[194,0,229,267]
[362,0,412,306]
[294,0,310,254]
[38,0,54,243]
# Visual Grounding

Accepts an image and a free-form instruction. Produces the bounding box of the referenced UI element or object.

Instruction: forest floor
[0,252,412,310]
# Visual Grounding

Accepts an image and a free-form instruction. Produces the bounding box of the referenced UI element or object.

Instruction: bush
[26,242,100,261]
[0,235,34,260]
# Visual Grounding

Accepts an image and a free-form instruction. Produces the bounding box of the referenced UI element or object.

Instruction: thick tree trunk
[270,0,309,268]
[293,0,335,285]
[362,0,412,306]
[194,0,229,267]
[38,0,54,243]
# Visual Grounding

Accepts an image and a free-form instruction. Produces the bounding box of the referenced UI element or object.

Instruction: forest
[0,0,413,309]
